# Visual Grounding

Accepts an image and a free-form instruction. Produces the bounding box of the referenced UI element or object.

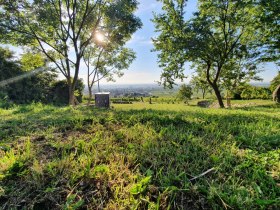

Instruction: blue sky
[102,0,279,85]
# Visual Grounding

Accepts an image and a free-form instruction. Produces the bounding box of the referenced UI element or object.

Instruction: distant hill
[250,82,270,87]
[83,82,271,95]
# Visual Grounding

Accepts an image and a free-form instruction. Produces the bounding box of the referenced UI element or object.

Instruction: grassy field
[0,100,279,209]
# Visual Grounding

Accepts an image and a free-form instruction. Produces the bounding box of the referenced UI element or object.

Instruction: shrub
[51,79,85,105]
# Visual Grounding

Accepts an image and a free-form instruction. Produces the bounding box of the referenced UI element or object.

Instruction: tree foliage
[256,0,280,65]
[0,47,58,104]
[20,52,45,72]
[0,47,86,105]
[0,47,21,81]
[190,71,212,99]
[240,85,271,100]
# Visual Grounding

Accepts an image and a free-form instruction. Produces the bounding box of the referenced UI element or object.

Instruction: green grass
[0,101,279,209]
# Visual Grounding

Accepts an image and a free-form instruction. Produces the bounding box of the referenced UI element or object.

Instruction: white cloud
[126,35,153,46]
[79,70,160,85]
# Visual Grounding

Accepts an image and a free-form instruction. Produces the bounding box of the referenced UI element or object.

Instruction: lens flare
[0,67,50,87]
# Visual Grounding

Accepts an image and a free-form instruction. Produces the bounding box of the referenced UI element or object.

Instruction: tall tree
[83,11,138,105]
[153,0,259,108]
[0,0,141,105]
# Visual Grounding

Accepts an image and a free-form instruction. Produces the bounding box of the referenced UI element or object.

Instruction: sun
[95,32,105,43]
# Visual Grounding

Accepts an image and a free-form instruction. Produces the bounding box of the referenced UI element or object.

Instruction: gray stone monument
[95,92,110,108]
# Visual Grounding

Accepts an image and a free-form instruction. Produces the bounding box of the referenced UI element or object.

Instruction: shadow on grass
[234,103,280,112]
[0,106,279,209]
[114,109,279,152]
[0,105,109,141]
[1,105,279,151]
[111,109,279,209]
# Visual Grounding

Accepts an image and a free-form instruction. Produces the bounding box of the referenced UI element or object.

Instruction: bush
[240,85,272,100]
[0,47,59,104]
[4,71,57,104]
[51,79,85,105]
[0,95,13,109]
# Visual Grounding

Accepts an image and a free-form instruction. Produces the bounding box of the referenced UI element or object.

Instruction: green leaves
[256,0,280,64]
[20,52,45,72]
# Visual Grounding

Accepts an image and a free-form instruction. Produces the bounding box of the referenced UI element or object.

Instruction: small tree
[190,69,212,99]
[177,84,193,105]
[84,45,135,105]
[220,58,262,107]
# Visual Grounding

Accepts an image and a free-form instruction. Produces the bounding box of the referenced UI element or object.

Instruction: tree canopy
[256,0,280,65]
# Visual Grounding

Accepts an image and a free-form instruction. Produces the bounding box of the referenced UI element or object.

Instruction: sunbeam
[0,66,51,87]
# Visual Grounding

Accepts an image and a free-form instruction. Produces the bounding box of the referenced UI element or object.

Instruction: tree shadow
[233,103,280,112]
[0,105,109,141]
[114,108,279,152]
[111,109,279,209]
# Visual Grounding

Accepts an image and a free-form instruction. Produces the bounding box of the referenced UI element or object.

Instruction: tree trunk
[202,89,206,99]
[69,56,81,106]
[67,78,75,106]
[205,62,224,108]
[68,87,75,106]
[88,85,92,105]
[212,83,225,108]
